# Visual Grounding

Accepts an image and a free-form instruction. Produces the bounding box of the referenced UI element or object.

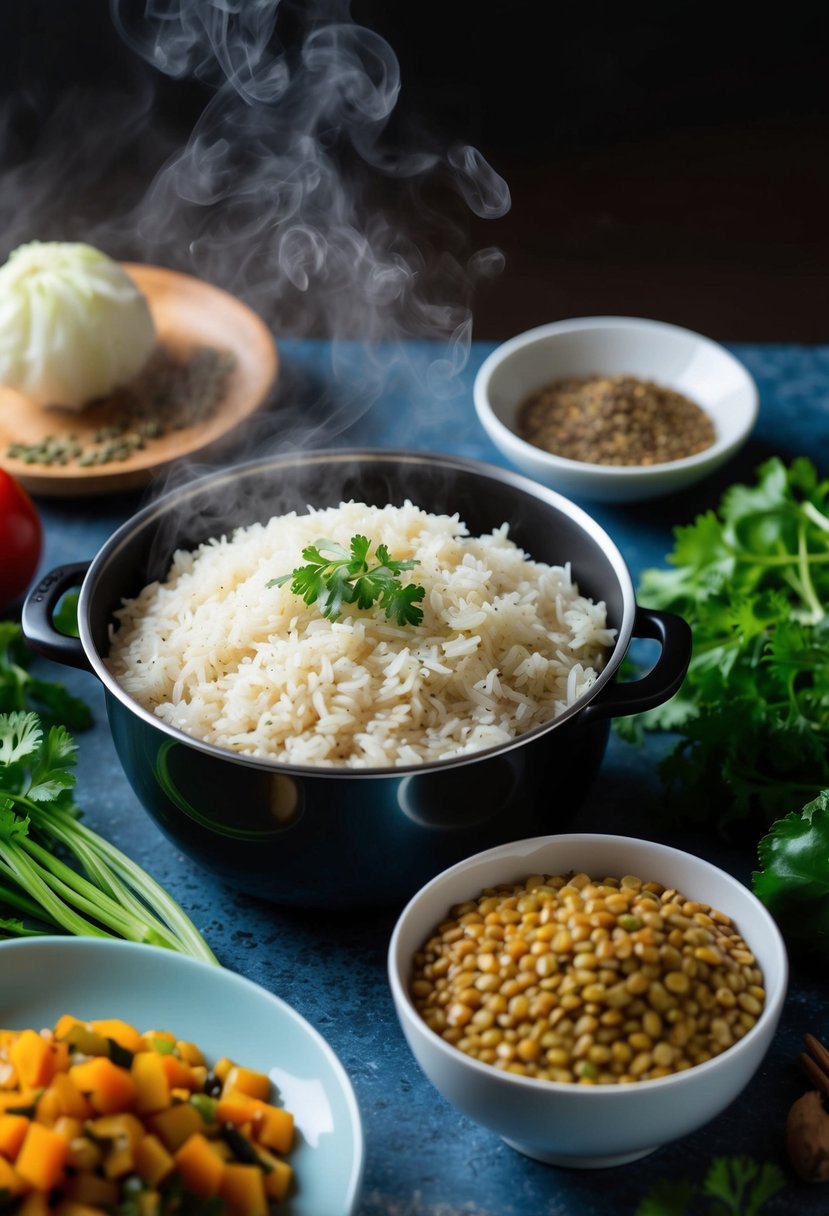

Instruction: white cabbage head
[0,241,156,410]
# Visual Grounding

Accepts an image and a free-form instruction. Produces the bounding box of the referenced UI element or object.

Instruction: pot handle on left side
[579,606,691,723]
[21,561,93,671]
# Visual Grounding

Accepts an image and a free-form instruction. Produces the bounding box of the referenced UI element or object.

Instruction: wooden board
[0,263,278,497]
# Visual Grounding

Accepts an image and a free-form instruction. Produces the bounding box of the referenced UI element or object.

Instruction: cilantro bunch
[636,1155,785,1216]
[619,457,829,831]
[269,533,426,626]
[0,710,217,963]
[0,619,91,731]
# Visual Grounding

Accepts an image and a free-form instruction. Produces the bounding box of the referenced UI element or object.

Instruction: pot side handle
[579,606,691,723]
[21,562,93,672]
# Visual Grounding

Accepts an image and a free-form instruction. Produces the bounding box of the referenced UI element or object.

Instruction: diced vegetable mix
[0,1017,294,1215]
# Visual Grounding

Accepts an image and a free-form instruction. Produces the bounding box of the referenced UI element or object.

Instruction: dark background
[357,2,829,343]
[1,0,827,343]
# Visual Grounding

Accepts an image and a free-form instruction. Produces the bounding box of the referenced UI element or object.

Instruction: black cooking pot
[23,450,691,908]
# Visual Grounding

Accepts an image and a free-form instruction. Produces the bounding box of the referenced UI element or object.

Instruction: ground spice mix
[6,344,236,467]
[517,373,716,467]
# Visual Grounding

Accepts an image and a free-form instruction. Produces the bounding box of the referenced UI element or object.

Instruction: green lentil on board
[6,344,236,468]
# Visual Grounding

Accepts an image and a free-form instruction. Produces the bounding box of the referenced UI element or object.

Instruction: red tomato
[0,469,43,611]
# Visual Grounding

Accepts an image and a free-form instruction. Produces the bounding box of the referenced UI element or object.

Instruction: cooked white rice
[106,501,616,767]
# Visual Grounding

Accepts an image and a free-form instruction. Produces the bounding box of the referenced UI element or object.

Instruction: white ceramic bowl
[388,833,787,1169]
[473,316,759,502]
[0,938,364,1216]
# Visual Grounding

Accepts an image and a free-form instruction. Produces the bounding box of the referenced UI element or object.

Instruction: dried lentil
[6,343,235,467]
[516,374,715,466]
[410,872,765,1085]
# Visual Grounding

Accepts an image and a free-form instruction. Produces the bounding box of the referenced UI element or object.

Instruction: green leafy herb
[0,620,91,730]
[268,534,426,626]
[753,788,829,959]
[0,709,217,964]
[636,1178,698,1216]
[635,1156,786,1216]
[703,1157,787,1215]
[618,456,829,831]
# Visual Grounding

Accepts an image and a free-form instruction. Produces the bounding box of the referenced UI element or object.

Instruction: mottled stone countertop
[29,339,829,1215]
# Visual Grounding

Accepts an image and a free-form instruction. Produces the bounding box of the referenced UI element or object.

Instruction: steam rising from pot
[0,0,510,453]
[113,0,510,353]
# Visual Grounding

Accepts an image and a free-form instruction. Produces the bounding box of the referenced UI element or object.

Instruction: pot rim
[78,447,638,778]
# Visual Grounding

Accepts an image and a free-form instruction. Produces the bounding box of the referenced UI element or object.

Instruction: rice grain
[106,501,616,767]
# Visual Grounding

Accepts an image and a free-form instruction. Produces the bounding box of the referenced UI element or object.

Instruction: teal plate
[0,937,364,1216]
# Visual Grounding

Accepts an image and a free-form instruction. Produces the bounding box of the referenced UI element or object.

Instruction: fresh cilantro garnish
[268,534,426,626]
[618,456,829,831]
[0,709,217,963]
[0,620,91,731]
[702,1156,786,1216]
[636,1155,786,1216]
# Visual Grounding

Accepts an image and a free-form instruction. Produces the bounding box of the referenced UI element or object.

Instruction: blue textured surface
[29,339,829,1215]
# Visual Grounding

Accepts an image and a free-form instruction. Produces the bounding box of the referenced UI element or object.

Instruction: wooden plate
[0,264,278,497]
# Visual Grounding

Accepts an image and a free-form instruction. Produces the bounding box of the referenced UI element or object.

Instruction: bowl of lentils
[473,316,759,503]
[388,833,787,1168]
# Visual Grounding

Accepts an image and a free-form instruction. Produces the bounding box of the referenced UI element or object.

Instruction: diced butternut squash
[217,1089,294,1152]
[63,1172,120,1208]
[216,1088,260,1127]
[173,1132,224,1198]
[219,1162,268,1216]
[158,1053,194,1091]
[134,1133,175,1188]
[258,1148,294,1202]
[0,1112,29,1159]
[51,1040,71,1074]
[89,1019,144,1055]
[10,1029,56,1089]
[254,1103,294,1154]
[0,1089,36,1114]
[68,1057,136,1115]
[35,1085,62,1126]
[87,1113,145,1178]
[222,1065,271,1102]
[175,1041,205,1067]
[49,1072,94,1120]
[15,1120,69,1190]
[52,1015,84,1041]
[87,1112,144,1149]
[0,1154,25,1195]
[148,1101,203,1152]
[131,1051,171,1114]
[212,1056,235,1084]
[52,1116,84,1143]
[65,1136,103,1173]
